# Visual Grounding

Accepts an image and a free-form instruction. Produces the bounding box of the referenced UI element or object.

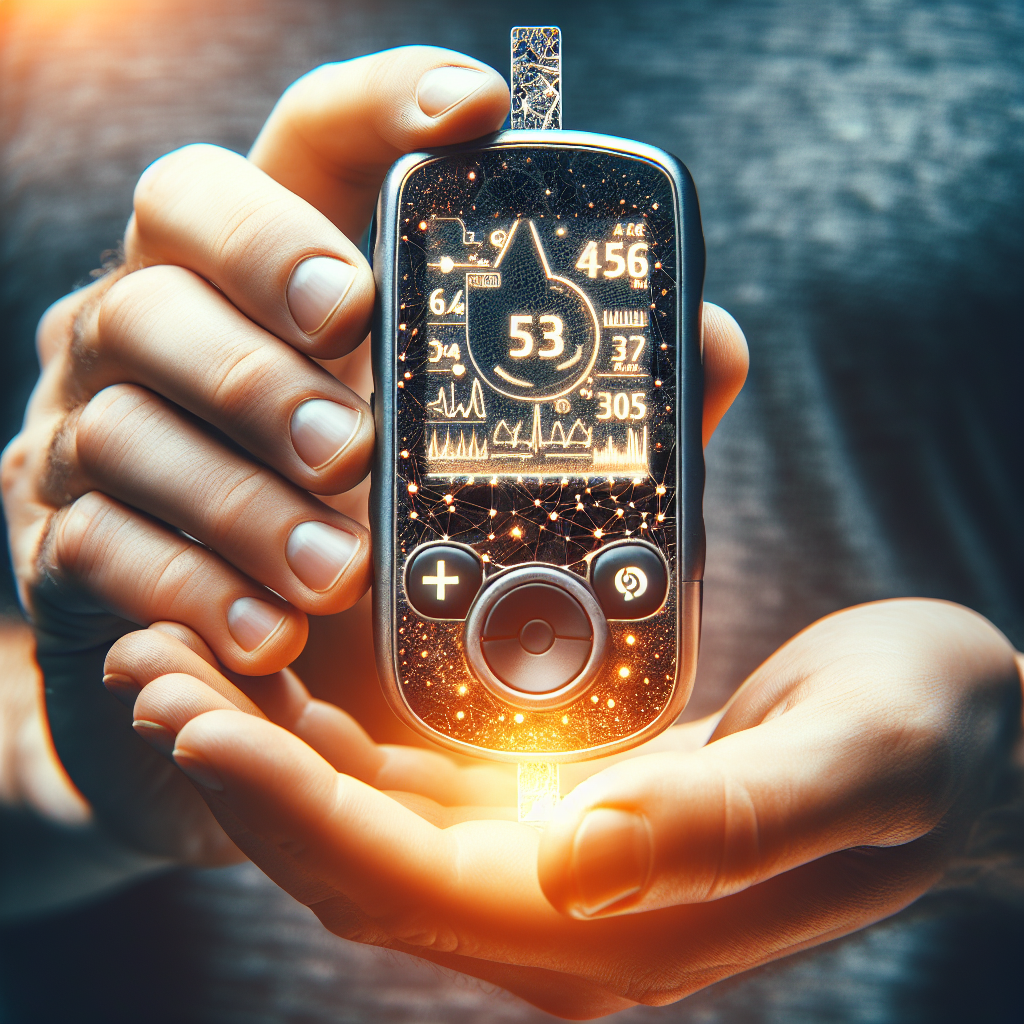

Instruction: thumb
[537,600,1020,920]
[249,46,509,237]
[537,716,935,921]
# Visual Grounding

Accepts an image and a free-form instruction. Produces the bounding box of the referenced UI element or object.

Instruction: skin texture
[1,44,1018,1018]
[107,600,1020,1018]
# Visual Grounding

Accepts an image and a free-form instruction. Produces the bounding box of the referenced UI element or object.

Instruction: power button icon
[614,565,648,602]
[591,542,668,619]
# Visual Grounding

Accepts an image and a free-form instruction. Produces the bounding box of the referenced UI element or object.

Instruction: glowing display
[417,211,659,479]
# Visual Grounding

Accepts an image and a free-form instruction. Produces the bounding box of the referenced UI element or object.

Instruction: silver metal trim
[464,564,608,711]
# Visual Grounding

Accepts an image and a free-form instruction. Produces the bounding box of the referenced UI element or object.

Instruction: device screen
[389,145,682,754]
[400,150,675,484]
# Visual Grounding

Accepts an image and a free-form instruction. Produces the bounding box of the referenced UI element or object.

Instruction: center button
[519,619,555,655]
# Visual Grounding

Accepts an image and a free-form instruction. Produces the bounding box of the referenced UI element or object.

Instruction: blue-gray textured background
[0,1,1021,1021]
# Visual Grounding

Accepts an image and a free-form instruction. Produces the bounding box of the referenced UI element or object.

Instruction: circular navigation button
[590,541,669,620]
[405,544,483,620]
[464,567,608,709]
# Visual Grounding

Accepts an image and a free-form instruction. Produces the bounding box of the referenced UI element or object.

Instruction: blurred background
[0,1,1021,1021]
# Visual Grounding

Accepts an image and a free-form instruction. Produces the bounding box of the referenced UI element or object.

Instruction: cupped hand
[119,600,1020,1018]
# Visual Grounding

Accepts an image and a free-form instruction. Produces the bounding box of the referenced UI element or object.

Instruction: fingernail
[172,749,224,792]
[287,256,357,334]
[286,521,360,592]
[569,809,652,918]
[227,597,286,652]
[103,672,142,708]
[133,719,176,756]
[417,66,488,117]
[290,399,361,469]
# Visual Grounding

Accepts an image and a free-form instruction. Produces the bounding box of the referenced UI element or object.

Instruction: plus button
[406,544,483,620]
[421,559,460,601]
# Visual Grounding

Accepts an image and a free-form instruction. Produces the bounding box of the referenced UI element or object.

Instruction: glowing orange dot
[408,483,418,493]
[618,667,630,678]
[591,695,599,704]
[511,526,523,538]
[607,698,616,708]
[626,635,636,645]
[400,450,410,459]
[456,710,465,720]
[489,508,497,517]
[514,713,524,724]
[444,494,453,504]
[656,485,666,495]
[561,715,569,725]
[421,650,429,659]
[549,511,558,521]
[418,221,428,230]
[458,684,467,695]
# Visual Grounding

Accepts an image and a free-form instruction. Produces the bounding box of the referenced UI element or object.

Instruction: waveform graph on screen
[426,378,487,421]
[592,425,649,476]
[426,427,490,465]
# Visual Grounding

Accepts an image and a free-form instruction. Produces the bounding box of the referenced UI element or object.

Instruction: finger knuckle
[210,191,296,278]
[208,343,291,420]
[44,491,118,579]
[95,264,184,344]
[0,433,29,493]
[204,466,274,547]
[75,383,159,473]
[134,144,235,222]
[714,773,762,895]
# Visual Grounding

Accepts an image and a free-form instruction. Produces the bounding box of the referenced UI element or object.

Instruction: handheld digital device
[370,28,705,812]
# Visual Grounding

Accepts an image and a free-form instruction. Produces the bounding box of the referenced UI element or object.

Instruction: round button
[590,542,669,620]
[464,567,608,709]
[519,619,555,654]
[405,544,483,620]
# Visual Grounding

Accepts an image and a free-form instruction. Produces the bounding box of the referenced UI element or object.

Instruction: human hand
[0,47,514,858]
[121,599,1021,1017]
